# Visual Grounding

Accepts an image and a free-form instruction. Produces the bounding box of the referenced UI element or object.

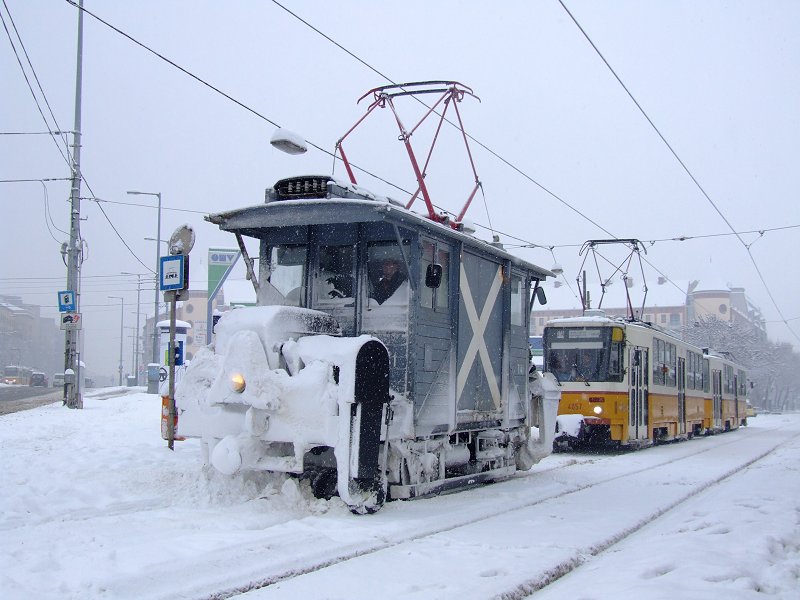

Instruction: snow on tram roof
[208,175,554,278]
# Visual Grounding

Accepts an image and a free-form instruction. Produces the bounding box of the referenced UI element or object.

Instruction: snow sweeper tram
[175,82,560,514]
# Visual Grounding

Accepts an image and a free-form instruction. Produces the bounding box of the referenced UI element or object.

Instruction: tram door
[628,347,649,442]
[712,369,723,431]
[677,357,686,434]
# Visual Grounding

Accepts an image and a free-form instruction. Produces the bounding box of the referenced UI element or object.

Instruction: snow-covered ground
[1,389,798,599]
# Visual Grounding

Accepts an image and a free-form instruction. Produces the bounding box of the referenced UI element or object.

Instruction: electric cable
[557,0,798,344]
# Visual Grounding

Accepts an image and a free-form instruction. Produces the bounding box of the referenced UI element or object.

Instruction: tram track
[495,432,798,599]
[189,424,794,600]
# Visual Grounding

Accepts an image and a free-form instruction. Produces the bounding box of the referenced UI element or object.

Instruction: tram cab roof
[207,174,553,279]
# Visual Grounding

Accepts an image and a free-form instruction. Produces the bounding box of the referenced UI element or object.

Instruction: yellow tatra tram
[543,310,748,450]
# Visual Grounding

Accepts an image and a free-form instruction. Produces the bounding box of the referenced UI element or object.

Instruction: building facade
[530,279,766,342]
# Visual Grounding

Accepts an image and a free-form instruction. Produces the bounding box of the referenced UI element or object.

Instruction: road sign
[60,312,82,330]
[160,255,185,291]
[58,291,76,312]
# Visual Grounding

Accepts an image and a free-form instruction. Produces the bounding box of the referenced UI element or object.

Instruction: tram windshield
[261,245,307,307]
[543,326,624,383]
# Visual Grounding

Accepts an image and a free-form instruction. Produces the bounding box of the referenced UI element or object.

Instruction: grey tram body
[180,175,557,512]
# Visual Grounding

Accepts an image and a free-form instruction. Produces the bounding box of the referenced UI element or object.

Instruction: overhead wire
[266,1,685,297]
[0,3,73,169]
[557,0,798,344]
[57,1,794,342]
[3,1,152,273]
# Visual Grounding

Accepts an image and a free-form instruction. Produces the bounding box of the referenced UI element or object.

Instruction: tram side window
[652,339,676,387]
[687,351,701,390]
[420,241,434,309]
[666,341,676,387]
[510,276,524,326]
[419,241,450,311]
[436,247,450,310]
[653,339,665,385]
[703,358,710,393]
[608,339,624,380]
[724,365,734,394]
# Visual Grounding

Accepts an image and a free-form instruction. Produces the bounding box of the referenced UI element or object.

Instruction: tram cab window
[316,245,356,302]
[543,326,624,383]
[367,243,409,306]
[363,242,410,334]
[261,245,307,307]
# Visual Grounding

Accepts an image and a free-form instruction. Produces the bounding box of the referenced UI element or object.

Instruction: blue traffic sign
[58,290,76,312]
[160,255,185,291]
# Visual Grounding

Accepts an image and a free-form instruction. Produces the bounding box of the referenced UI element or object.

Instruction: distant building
[0,295,62,376]
[530,278,766,342]
[687,283,767,342]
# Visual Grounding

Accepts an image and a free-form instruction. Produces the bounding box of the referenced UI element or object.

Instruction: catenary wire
[0,5,72,169]
[557,0,798,344]
[3,2,152,273]
[60,1,795,341]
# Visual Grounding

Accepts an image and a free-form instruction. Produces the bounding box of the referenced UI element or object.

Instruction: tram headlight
[230,373,246,393]
[593,405,603,415]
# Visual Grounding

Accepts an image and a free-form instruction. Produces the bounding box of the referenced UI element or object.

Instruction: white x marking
[456,263,503,409]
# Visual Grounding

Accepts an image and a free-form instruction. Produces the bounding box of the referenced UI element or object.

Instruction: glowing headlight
[230,373,246,393]
[593,405,603,415]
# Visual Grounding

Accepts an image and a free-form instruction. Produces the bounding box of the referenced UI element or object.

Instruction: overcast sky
[2,0,798,378]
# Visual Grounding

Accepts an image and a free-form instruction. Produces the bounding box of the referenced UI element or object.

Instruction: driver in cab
[370,257,407,305]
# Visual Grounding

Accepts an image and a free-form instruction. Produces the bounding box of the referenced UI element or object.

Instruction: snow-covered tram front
[176,175,559,513]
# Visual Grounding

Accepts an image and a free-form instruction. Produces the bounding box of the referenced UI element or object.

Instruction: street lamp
[127,190,161,366]
[121,272,145,384]
[108,296,124,386]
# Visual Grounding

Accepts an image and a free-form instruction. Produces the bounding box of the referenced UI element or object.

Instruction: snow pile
[556,413,585,438]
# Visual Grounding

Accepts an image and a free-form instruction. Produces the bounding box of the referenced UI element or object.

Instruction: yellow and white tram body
[543,311,747,450]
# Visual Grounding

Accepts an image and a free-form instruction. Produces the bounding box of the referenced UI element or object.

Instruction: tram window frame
[510,275,524,327]
[652,338,677,387]
[314,243,357,303]
[608,338,624,381]
[264,244,308,307]
[653,338,665,385]
[419,239,450,312]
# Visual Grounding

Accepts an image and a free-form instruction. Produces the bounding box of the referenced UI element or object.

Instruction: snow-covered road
[1,391,798,599]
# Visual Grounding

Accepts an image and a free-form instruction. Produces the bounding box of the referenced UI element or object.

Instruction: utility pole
[122,272,143,383]
[64,0,85,409]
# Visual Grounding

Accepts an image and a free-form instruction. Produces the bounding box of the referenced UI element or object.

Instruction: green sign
[207,248,239,299]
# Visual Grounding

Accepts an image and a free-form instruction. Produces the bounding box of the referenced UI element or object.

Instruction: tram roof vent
[267,175,405,207]
[583,308,606,318]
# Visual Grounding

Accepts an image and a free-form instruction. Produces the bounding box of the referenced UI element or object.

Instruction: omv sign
[208,249,238,265]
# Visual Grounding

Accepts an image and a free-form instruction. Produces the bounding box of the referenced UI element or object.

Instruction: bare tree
[683,315,798,412]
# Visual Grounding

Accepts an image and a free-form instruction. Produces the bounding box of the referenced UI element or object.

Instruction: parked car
[30,372,48,387]
[52,372,65,388]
